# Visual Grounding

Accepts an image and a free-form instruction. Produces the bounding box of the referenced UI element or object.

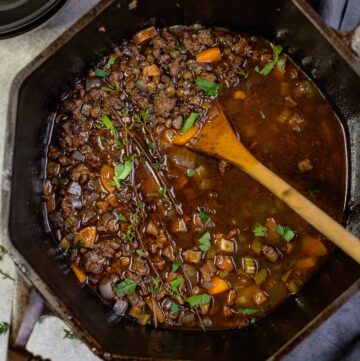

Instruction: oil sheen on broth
[44,25,347,329]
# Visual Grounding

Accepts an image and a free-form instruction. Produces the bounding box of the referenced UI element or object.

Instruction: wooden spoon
[188,103,360,263]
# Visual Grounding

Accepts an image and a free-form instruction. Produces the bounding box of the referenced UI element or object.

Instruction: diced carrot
[296,257,317,269]
[141,176,158,193]
[172,126,199,145]
[196,47,222,63]
[100,164,115,193]
[74,226,97,248]
[265,217,279,241]
[208,276,231,295]
[132,26,158,45]
[143,64,161,77]
[233,90,247,100]
[302,236,328,256]
[71,264,87,283]
[174,174,188,190]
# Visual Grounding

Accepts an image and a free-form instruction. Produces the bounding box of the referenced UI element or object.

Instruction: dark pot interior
[4,0,360,359]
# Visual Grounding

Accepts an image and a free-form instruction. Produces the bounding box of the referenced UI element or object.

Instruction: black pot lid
[0,0,68,38]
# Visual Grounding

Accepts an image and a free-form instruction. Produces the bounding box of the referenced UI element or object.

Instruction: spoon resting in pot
[180,103,360,264]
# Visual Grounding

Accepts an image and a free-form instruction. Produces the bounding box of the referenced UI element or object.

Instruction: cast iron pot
[2,0,360,359]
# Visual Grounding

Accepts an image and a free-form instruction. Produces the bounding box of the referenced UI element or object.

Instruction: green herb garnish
[0,245,7,260]
[187,169,195,177]
[195,77,222,96]
[186,294,211,307]
[199,209,209,222]
[172,260,181,273]
[236,308,261,315]
[115,278,137,295]
[255,44,283,75]
[124,224,136,242]
[150,277,163,294]
[95,68,109,77]
[276,57,287,68]
[118,214,126,222]
[105,55,116,68]
[275,225,295,242]
[136,249,147,257]
[170,302,180,314]
[253,223,267,237]
[182,112,199,132]
[0,322,9,335]
[101,114,117,140]
[115,160,133,180]
[63,329,75,339]
[135,106,151,124]
[159,186,167,198]
[169,278,182,296]
[198,231,211,252]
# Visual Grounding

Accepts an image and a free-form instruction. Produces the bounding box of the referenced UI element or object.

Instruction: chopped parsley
[114,160,132,181]
[105,55,116,68]
[136,249,147,257]
[118,214,126,222]
[114,278,137,295]
[170,302,180,314]
[172,260,181,273]
[0,322,9,335]
[182,112,199,132]
[95,68,109,77]
[186,294,211,307]
[195,77,222,96]
[101,115,117,140]
[276,57,287,68]
[236,308,261,315]
[0,245,7,259]
[169,278,182,296]
[198,209,209,222]
[187,169,195,177]
[198,231,211,252]
[255,44,283,75]
[275,225,295,242]
[63,329,75,339]
[253,223,267,237]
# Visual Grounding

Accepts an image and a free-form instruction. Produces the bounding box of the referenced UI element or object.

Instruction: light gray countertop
[0,1,358,360]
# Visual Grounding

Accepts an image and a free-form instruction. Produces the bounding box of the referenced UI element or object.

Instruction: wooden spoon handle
[244,159,360,263]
